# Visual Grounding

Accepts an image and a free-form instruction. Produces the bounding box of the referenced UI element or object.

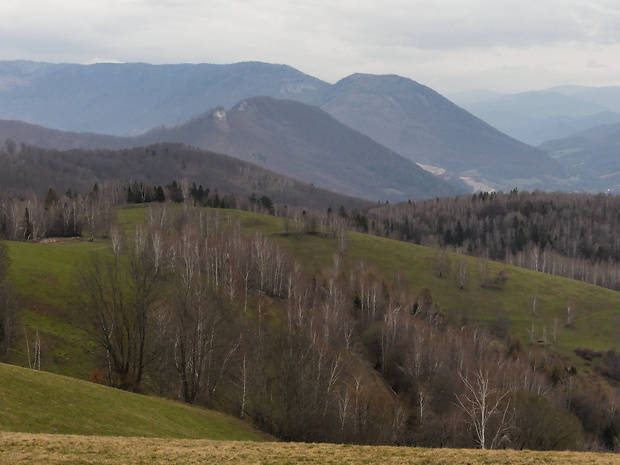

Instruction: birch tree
[455,368,512,449]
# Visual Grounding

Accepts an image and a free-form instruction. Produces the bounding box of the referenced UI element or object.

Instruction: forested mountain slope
[0,119,129,150]
[0,142,371,210]
[363,190,620,290]
[319,74,569,193]
[540,122,620,194]
[135,96,467,201]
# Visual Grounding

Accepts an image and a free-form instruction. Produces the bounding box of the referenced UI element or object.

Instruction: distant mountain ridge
[318,73,567,192]
[0,60,578,194]
[0,119,128,150]
[455,87,620,146]
[539,122,620,193]
[0,97,468,202]
[0,61,329,135]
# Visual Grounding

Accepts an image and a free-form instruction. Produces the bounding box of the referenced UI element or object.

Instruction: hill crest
[319,73,568,192]
[135,95,468,201]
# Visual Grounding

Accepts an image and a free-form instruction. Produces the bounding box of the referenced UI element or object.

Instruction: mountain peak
[137,96,466,202]
[335,72,425,91]
[320,72,566,192]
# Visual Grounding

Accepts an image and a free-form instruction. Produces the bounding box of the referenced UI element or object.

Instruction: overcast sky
[2,0,620,94]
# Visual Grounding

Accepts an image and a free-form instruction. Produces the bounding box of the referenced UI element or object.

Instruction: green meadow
[0,363,268,440]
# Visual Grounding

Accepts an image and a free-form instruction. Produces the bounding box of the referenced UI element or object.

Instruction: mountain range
[318,73,566,192]
[0,98,466,202]
[0,61,328,135]
[453,86,620,146]
[0,60,608,197]
[134,96,465,201]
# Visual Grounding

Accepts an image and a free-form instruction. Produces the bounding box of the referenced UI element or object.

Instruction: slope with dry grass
[1,432,618,465]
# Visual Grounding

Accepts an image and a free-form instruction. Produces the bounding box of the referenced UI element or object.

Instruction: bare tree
[0,242,19,360]
[23,327,42,370]
[551,317,562,343]
[109,223,124,255]
[457,257,469,290]
[168,221,206,403]
[25,195,48,241]
[455,367,513,449]
[436,249,452,278]
[337,383,352,440]
[565,300,576,327]
[526,322,536,344]
[145,203,169,230]
[531,291,539,317]
[79,182,119,241]
[477,257,490,287]
[77,226,162,391]
[3,199,25,241]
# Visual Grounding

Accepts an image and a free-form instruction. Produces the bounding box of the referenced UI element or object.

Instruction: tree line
[360,190,620,290]
[0,179,271,243]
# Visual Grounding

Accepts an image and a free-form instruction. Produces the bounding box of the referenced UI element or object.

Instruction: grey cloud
[1,1,620,92]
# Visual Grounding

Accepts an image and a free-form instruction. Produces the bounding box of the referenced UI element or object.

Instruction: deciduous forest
[361,190,620,290]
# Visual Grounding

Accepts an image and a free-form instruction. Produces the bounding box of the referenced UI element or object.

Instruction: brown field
[1,433,617,465]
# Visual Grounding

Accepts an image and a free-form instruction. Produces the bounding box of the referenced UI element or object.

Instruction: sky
[2,0,620,94]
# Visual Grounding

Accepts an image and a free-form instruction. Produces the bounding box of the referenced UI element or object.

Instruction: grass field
[1,432,618,465]
[0,363,269,441]
[341,231,620,355]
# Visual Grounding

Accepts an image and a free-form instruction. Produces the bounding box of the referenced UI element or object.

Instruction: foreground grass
[0,364,268,441]
[1,433,618,465]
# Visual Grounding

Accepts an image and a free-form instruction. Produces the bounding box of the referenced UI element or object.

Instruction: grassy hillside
[220,209,620,356]
[0,363,268,441]
[153,206,620,361]
[6,238,105,379]
[1,432,618,465]
[342,232,620,354]
[7,204,620,380]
